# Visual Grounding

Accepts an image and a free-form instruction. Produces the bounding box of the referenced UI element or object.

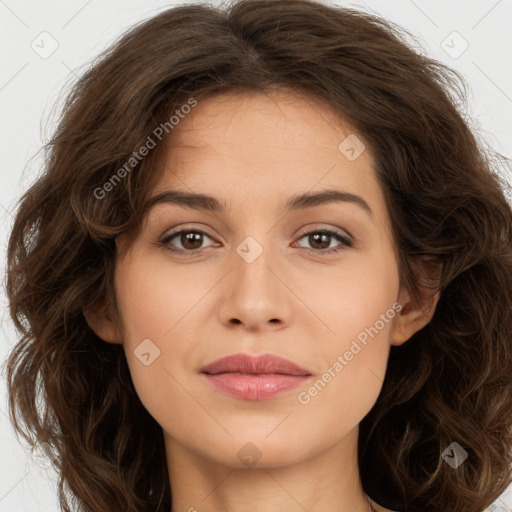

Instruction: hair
[5,0,512,511]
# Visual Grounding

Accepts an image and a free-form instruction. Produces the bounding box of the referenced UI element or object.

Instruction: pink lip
[200,353,312,400]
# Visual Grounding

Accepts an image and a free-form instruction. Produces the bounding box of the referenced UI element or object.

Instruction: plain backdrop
[1,0,511,510]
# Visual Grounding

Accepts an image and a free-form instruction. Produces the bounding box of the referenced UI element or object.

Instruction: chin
[192,431,319,470]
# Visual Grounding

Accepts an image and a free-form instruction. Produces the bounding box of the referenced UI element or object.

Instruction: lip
[200,353,312,400]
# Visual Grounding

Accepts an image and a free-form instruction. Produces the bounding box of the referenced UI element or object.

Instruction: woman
[5,0,512,511]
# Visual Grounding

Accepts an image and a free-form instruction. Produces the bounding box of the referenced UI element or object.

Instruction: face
[109,89,403,468]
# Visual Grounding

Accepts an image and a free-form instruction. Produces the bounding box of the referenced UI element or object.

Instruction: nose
[217,236,293,332]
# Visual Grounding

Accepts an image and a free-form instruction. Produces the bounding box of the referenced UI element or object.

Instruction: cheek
[296,275,399,439]
[338,275,398,346]
[310,240,400,391]
[113,255,208,419]
[317,248,399,345]
[115,254,203,342]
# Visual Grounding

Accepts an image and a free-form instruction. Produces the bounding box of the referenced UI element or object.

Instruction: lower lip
[202,373,310,400]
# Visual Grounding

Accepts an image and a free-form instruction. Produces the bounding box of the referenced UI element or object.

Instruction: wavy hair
[5,0,512,511]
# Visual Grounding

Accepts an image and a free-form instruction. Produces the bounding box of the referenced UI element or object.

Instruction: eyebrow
[143,188,373,219]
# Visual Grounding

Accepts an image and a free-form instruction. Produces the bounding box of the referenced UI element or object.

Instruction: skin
[86,89,440,512]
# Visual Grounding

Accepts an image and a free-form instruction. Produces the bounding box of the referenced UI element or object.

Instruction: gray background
[1,0,511,510]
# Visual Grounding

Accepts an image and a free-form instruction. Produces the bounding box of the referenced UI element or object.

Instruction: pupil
[311,233,329,249]
[182,232,203,250]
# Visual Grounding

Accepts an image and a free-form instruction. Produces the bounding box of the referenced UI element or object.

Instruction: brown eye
[307,233,331,250]
[294,229,353,256]
[160,229,216,255]
[179,231,204,250]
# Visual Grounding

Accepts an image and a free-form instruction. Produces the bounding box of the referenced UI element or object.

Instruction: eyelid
[159,223,219,241]
[293,228,353,253]
[295,224,353,242]
[159,224,352,244]
[157,223,354,258]
[159,226,218,249]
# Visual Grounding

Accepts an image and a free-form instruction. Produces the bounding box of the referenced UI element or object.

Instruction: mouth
[200,353,312,400]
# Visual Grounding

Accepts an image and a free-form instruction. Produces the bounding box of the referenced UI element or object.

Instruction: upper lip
[200,353,311,376]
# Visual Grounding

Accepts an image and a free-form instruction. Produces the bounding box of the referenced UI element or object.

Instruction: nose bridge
[232,232,279,294]
[218,230,290,328]
[229,198,279,270]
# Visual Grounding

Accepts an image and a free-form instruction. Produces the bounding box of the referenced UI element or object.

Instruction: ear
[390,257,442,346]
[83,299,122,344]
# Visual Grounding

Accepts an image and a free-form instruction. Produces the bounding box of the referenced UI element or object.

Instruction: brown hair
[5,1,512,511]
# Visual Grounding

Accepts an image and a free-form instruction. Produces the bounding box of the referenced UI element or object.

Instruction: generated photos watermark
[93,97,198,200]
[297,302,402,405]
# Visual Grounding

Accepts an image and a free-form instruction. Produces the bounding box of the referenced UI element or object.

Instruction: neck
[166,426,373,512]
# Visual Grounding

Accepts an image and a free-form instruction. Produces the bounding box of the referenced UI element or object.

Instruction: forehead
[149,89,389,230]
[170,89,359,163]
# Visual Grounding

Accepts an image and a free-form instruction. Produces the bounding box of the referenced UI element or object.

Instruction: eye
[159,228,218,256]
[294,229,353,257]
[157,227,353,257]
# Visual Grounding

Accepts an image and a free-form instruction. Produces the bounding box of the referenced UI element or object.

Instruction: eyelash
[158,227,353,257]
